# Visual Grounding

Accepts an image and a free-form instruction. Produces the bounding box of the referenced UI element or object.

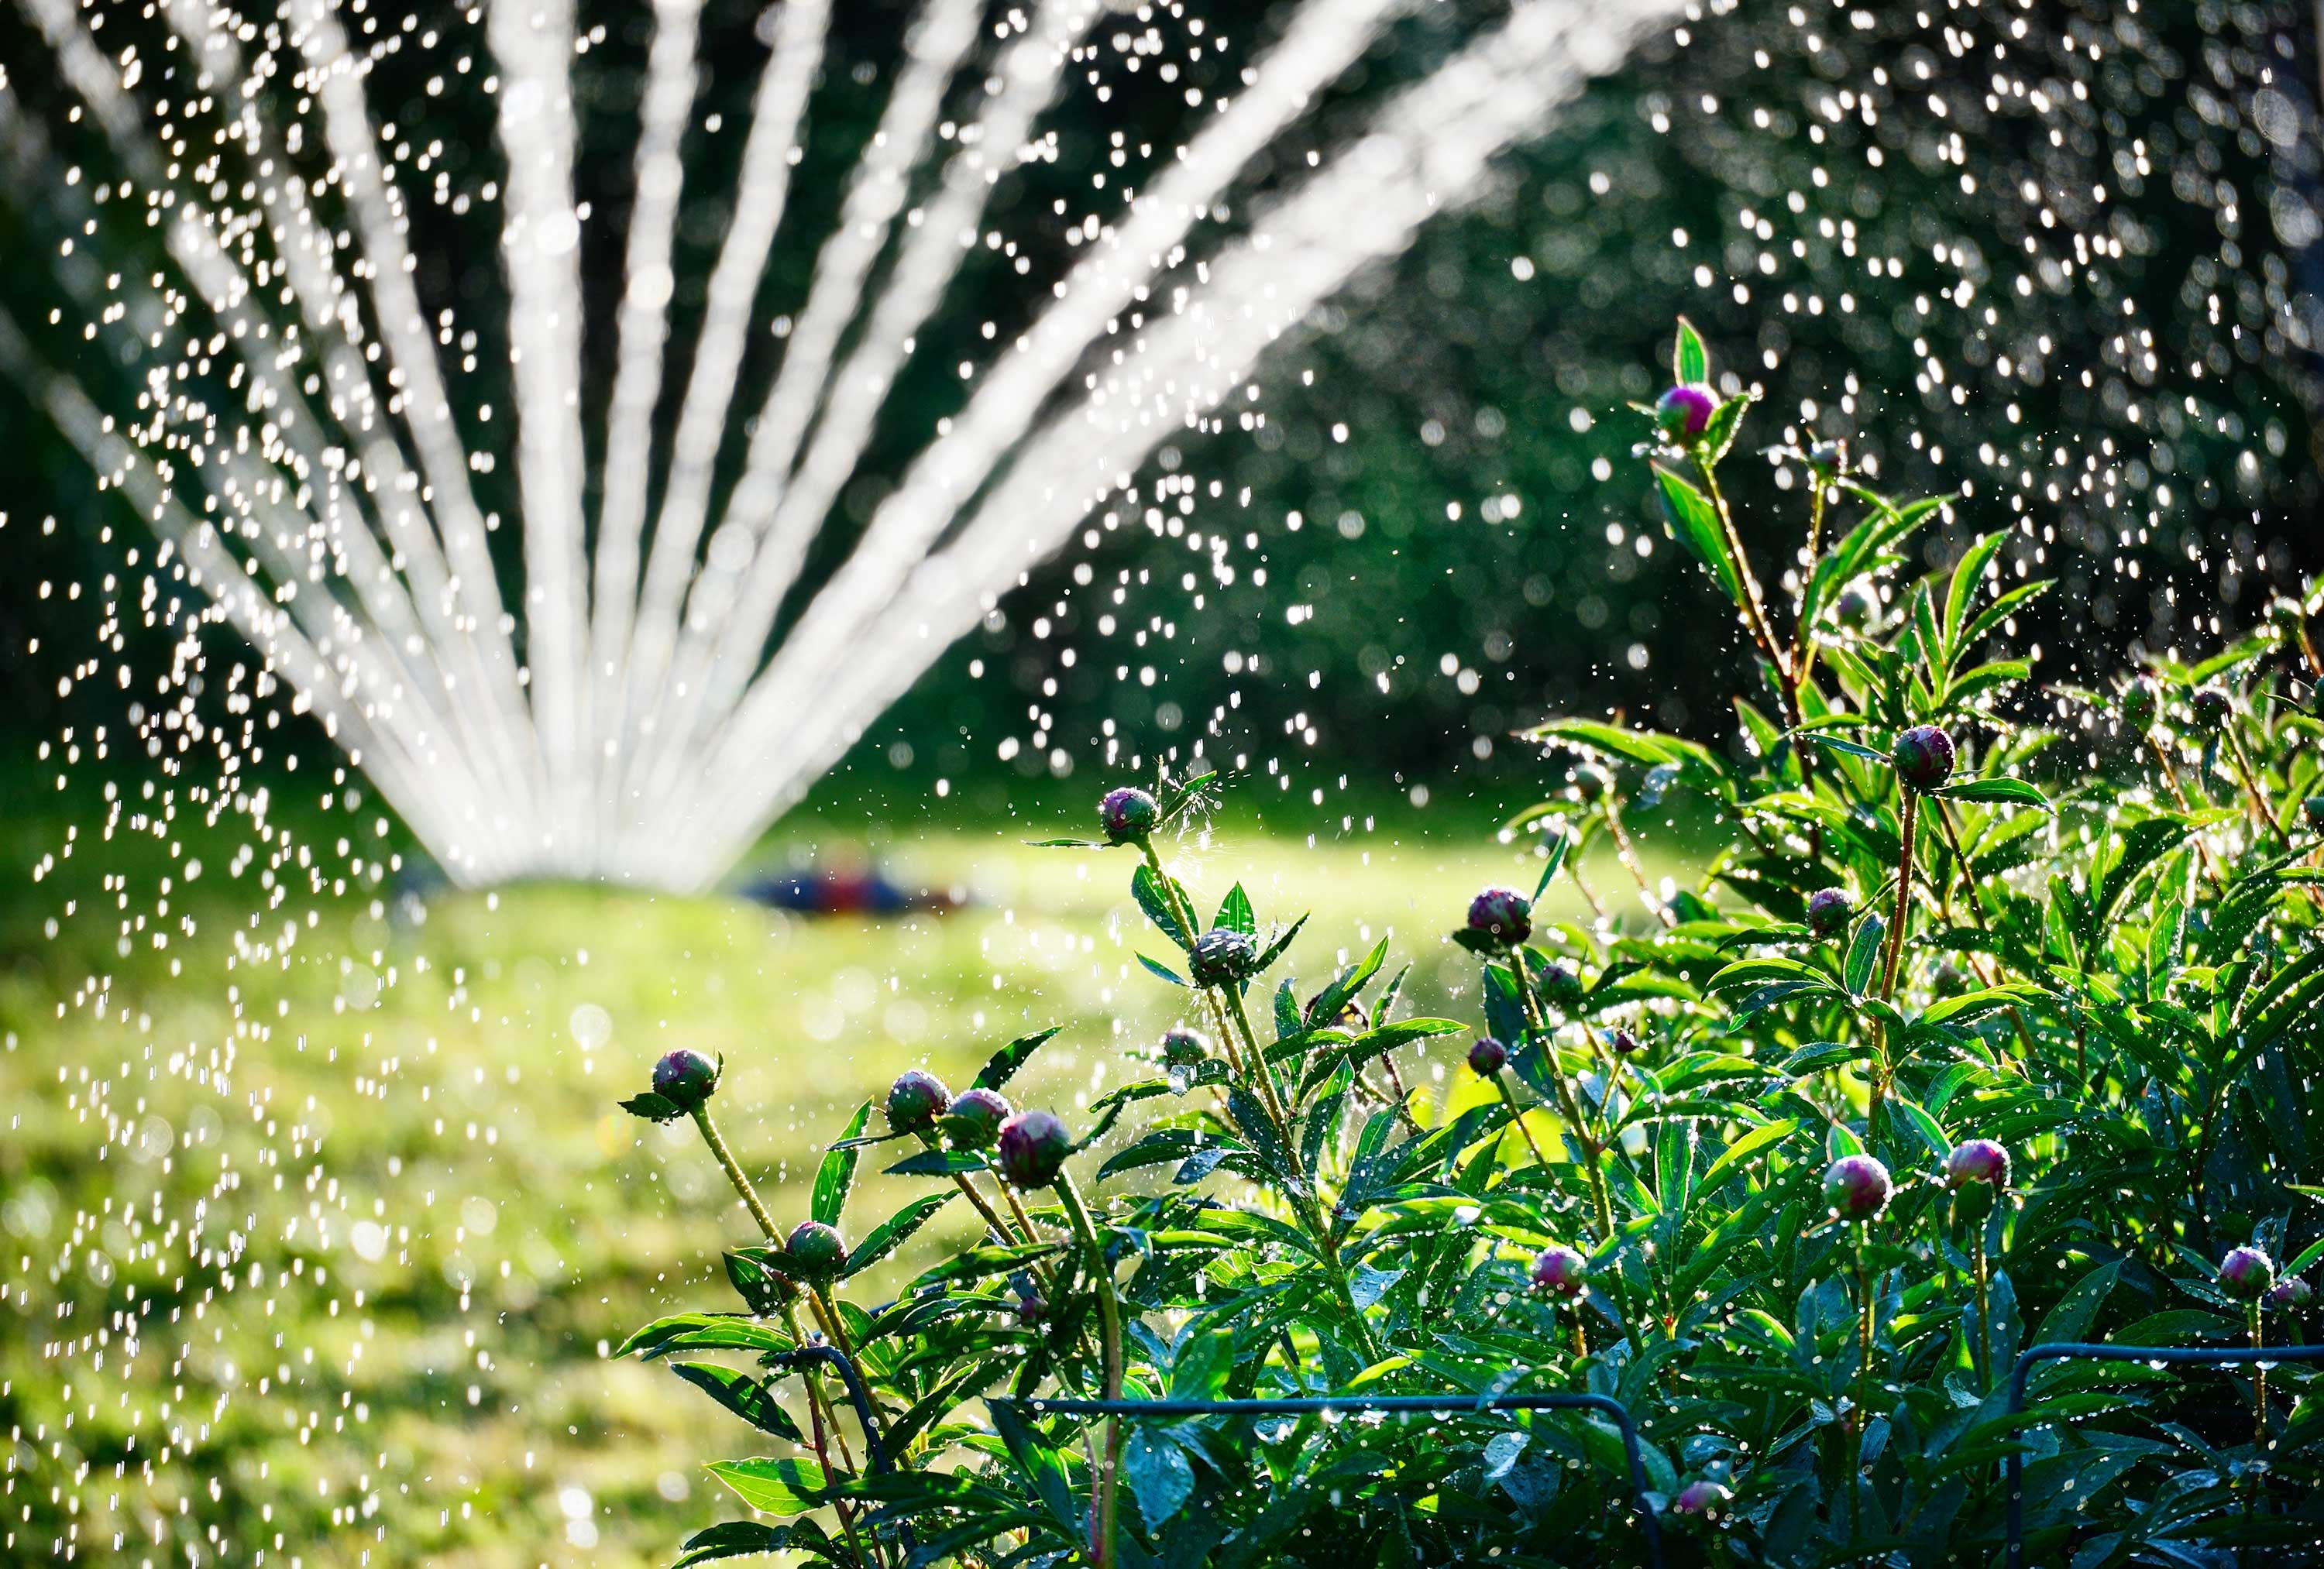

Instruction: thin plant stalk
[1972,1220,1992,1395]
[2223,726,2288,850]
[1868,788,1920,1137]
[1057,1176,1124,1569]
[1490,1073,1557,1172]
[1509,960,1617,1246]
[1603,796,1676,929]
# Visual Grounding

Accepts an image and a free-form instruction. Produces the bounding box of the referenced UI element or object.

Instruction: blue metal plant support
[2004,1340,2324,1567]
[1008,1390,1666,1569]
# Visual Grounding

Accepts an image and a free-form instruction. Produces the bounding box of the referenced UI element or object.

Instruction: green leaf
[1674,315,1710,383]
[1697,390,1755,466]
[1844,909,1886,997]
[975,1026,1064,1091]
[1930,777,2050,810]
[1655,465,1745,606]
[884,1148,988,1178]
[1133,862,1193,948]
[1218,882,1257,935]
[617,1313,793,1361]
[988,1401,1080,1530]
[1803,732,1890,764]
[1532,827,1573,902]
[669,1362,804,1444]
[843,1192,952,1278]
[672,1521,828,1568]
[706,1457,827,1518]
[1942,532,2009,663]
[810,1102,873,1227]
[1139,953,1189,987]
[1124,1429,1196,1529]
[1170,1329,1235,1400]
[721,1250,793,1317]
[619,1091,683,1122]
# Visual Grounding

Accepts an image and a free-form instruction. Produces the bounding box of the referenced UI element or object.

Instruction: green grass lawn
[0,796,1691,1567]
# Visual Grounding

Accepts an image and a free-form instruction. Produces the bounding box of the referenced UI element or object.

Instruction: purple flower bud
[1807,438,1848,479]
[1188,928,1260,987]
[2303,795,2324,834]
[1466,886,1533,947]
[1537,962,1586,1012]
[1807,887,1855,939]
[1892,724,1956,793]
[2219,1245,2276,1303]
[1160,1026,1211,1068]
[1671,1480,1732,1519]
[1468,1036,1509,1076]
[2267,1277,2313,1313]
[1607,1028,1643,1056]
[1098,786,1159,846]
[1823,1154,1893,1221]
[1531,1243,1589,1300]
[1570,764,1612,804]
[783,1221,847,1286]
[885,1069,951,1134]
[996,1109,1074,1190]
[1945,1138,2010,1190]
[651,1048,720,1111]
[1834,581,1881,629]
[941,1087,1012,1150]
[2190,686,2233,732]
[1655,383,1717,441]
[2120,676,2160,736]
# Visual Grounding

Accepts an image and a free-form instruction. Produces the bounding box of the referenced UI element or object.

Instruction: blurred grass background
[0,777,1697,1567]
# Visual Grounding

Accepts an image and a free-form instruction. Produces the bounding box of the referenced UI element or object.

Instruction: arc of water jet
[656,0,983,625]
[0,308,504,880]
[623,0,1096,867]
[586,0,705,857]
[158,0,538,838]
[489,0,596,870]
[288,0,545,830]
[674,0,1688,882]
[665,0,1416,848]
[17,0,493,827]
[613,0,832,819]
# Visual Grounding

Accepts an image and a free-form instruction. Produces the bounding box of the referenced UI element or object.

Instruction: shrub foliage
[621,323,2324,1565]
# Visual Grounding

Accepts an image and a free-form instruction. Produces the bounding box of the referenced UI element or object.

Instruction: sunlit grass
[0,803,1691,1566]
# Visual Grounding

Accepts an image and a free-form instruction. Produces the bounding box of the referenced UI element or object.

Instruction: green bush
[619,323,2324,1566]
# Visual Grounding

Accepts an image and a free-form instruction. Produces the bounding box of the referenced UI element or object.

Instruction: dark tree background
[2,0,2319,820]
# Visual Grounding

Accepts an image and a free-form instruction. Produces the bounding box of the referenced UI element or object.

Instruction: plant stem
[2223,728,2288,850]
[2145,731,2229,887]
[1492,1075,1556,1172]
[1698,462,1799,728]
[1510,959,1617,1247]
[1972,1224,1992,1396]
[1220,977,1381,1365]
[1848,1231,1877,1542]
[2250,1300,2268,1458]
[1604,798,1676,928]
[1927,802,2039,1068]
[689,1105,784,1245]
[1057,1176,1124,1569]
[1868,790,1920,1139]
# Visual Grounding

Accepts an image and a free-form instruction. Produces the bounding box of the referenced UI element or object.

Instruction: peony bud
[1807,887,1855,939]
[1607,1028,1643,1056]
[1160,1026,1211,1068]
[1670,1480,1732,1520]
[651,1048,720,1112]
[1530,1243,1589,1300]
[1536,962,1586,1012]
[1570,764,1612,805]
[1098,786,1159,846]
[996,1109,1073,1190]
[885,1069,951,1134]
[1655,383,1717,441]
[1823,1154,1893,1221]
[783,1221,847,1286]
[2267,1277,2313,1313]
[1468,1036,1509,1076]
[1944,1138,2010,1190]
[2305,795,2324,834]
[941,1087,1011,1150]
[1466,887,1533,947]
[2120,676,2160,736]
[2219,1245,2276,1303]
[1188,929,1260,987]
[2190,686,2233,732]
[1892,724,1956,793]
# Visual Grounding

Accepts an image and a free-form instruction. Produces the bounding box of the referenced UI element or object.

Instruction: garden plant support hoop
[1007,1390,1666,1568]
[2004,1340,2324,1566]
